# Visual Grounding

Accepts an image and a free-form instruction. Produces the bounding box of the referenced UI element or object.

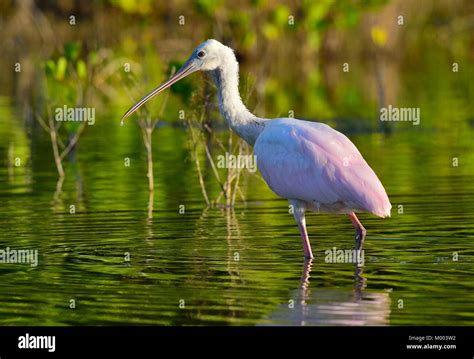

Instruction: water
[0,118,473,326]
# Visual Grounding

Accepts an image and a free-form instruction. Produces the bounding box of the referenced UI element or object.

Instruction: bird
[121,39,391,259]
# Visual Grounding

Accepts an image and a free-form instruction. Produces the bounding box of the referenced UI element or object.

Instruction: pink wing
[254,118,391,217]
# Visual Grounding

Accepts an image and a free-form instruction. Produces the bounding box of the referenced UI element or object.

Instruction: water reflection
[147,190,154,221]
[0,97,472,325]
[224,208,242,280]
[264,260,391,326]
[51,156,85,213]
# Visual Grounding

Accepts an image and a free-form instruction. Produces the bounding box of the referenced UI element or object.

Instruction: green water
[0,118,473,325]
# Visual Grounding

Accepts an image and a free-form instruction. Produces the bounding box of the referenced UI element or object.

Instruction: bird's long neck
[211,51,265,146]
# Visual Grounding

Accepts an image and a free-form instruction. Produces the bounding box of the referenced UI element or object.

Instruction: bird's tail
[371,193,392,218]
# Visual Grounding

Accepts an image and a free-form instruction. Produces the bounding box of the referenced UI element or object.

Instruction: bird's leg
[348,212,366,251]
[290,200,313,259]
[298,219,313,259]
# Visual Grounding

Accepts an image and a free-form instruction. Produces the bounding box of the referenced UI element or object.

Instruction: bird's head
[121,39,231,124]
[192,39,227,71]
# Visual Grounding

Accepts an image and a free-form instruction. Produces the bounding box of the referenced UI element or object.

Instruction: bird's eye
[197,50,206,58]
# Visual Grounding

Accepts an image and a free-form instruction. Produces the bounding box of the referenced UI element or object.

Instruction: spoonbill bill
[121,39,391,259]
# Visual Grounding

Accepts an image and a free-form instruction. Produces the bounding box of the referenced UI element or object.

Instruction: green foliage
[76,60,87,80]
[371,26,388,47]
[108,0,153,14]
[42,42,91,133]
[55,57,67,81]
[32,0,472,130]
[64,42,81,62]
[195,0,224,16]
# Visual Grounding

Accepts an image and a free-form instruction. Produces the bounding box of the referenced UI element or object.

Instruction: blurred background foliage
[0,0,472,127]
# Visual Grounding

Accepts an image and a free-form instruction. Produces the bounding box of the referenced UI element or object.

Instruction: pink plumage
[255,119,391,218]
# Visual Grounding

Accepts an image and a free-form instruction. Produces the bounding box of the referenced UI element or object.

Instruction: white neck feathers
[210,47,265,145]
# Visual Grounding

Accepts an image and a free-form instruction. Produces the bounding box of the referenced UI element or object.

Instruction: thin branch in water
[231,145,244,207]
[204,142,226,199]
[187,118,210,205]
[141,124,154,193]
[194,146,210,205]
[45,106,65,178]
[59,122,86,161]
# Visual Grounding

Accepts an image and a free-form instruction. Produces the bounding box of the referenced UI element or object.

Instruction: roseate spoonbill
[121,39,391,259]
